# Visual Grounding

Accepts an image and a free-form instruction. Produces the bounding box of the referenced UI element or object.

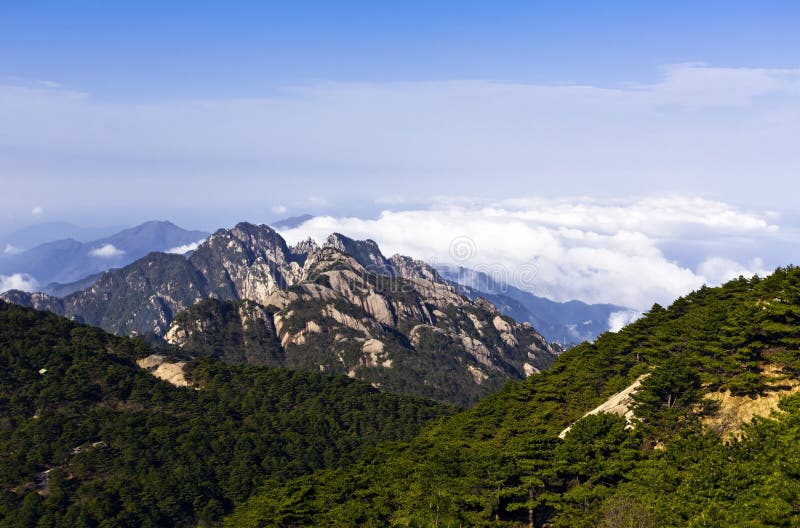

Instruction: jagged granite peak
[389,254,443,282]
[291,237,320,257]
[324,233,395,276]
[188,222,306,305]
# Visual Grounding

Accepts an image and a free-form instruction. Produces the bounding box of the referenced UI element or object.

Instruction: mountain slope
[227,266,800,527]
[1,223,559,405]
[0,220,209,287]
[0,301,452,527]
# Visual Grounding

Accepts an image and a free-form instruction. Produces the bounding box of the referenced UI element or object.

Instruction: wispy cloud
[2,64,799,214]
[3,244,22,255]
[88,244,125,258]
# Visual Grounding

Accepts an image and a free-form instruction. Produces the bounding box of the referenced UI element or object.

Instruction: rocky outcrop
[324,233,395,276]
[137,355,190,387]
[389,254,443,282]
[559,375,649,439]
[702,364,800,439]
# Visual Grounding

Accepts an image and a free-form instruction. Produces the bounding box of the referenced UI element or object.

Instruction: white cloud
[696,257,770,285]
[3,244,22,255]
[165,239,205,254]
[608,310,643,333]
[88,244,125,258]
[272,204,288,215]
[31,206,44,216]
[281,195,778,310]
[0,273,38,293]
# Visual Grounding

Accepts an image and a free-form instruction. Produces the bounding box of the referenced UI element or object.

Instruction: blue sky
[3,1,799,97]
[1,1,799,307]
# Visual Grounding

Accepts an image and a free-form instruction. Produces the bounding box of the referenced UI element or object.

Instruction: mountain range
[1,222,559,405]
[2,217,632,344]
[0,221,127,252]
[0,220,208,288]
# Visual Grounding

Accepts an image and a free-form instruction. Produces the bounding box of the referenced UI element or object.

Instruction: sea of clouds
[279,195,777,311]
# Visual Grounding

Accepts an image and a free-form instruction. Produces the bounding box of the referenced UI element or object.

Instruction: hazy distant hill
[271,213,314,229]
[0,221,126,251]
[0,220,208,286]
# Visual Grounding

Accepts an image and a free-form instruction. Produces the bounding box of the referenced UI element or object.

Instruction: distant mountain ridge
[0,221,127,251]
[2,222,559,405]
[271,213,315,229]
[0,220,209,287]
[440,266,633,345]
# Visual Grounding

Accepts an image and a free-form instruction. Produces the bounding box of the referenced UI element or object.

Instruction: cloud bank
[279,195,778,310]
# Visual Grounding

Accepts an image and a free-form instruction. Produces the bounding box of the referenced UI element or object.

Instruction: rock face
[136,355,190,387]
[2,222,560,405]
[559,375,649,439]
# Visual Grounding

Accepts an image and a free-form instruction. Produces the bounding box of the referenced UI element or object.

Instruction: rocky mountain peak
[291,237,321,257]
[324,233,394,276]
[389,254,443,282]
[302,246,366,278]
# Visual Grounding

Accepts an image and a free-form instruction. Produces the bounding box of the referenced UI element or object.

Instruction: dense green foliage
[228,267,800,527]
[171,298,284,364]
[0,301,453,527]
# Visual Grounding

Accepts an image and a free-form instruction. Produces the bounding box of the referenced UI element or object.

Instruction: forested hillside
[0,301,453,527]
[228,266,800,527]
